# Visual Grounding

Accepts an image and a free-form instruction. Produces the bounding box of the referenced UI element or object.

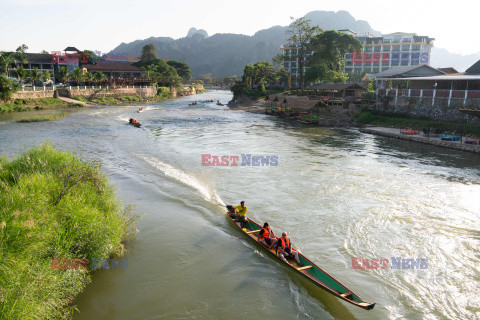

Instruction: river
[1,90,479,320]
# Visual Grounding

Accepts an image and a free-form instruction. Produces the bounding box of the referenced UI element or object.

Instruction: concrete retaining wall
[68,87,156,99]
[12,90,55,99]
[375,96,480,124]
[360,127,480,154]
[11,85,199,100]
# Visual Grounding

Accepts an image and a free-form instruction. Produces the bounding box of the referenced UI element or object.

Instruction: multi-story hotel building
[341,31,434,75]
[280,31,435,85]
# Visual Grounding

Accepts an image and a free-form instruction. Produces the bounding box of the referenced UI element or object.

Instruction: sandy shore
[227,99,267,114]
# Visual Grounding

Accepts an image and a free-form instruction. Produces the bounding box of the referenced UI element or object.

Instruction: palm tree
[14,66,28,86]
[0,52,26,78]
[30,67,43,86]
[72,68,83,85]
[94,71,107,84]
[43,70,51,83]
[57,66,69,84]
[83,71,93,85]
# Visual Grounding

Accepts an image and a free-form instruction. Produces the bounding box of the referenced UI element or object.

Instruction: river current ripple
[1,90,479,320]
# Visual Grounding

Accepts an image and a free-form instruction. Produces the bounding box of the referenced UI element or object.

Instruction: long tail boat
[226,205,375,310]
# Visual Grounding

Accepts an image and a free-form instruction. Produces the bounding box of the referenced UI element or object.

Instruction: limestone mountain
[109,10,378,78]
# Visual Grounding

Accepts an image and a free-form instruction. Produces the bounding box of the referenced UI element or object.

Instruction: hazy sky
[0,0,478,55]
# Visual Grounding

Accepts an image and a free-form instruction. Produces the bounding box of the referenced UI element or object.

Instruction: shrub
[0,76,19,102]
[157,87,172,99]
[0,144,135,319]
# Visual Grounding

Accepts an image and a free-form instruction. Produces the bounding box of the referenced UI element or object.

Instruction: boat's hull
[226,212,375,310]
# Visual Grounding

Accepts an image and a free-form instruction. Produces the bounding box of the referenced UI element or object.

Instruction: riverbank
[0,144,136,319]
[2,86,205,115]
[360,126,480,154]
[227,98,267,113]
[230,98,480,154]
[0,97,83,113]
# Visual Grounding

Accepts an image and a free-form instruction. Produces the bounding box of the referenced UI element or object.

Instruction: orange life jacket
[261,226,272,239]
[278,237,291,251]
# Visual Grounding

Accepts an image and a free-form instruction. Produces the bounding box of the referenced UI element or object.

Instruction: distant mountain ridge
[430,47,480,72]
[109,10,477,77]
[110,10,379,77]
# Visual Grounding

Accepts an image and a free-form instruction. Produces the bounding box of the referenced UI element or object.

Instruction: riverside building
[341,31,435,75]
[280,31,434,85]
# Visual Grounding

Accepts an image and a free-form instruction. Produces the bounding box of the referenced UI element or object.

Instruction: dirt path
[58,96,94,107]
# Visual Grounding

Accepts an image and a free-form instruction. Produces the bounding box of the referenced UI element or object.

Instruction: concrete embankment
[12,85,199,101]
[360,126,480,154]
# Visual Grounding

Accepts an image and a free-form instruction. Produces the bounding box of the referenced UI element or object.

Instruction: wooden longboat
[226,211,375,311]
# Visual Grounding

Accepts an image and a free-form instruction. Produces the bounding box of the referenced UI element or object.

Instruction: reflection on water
[1,90,479,320]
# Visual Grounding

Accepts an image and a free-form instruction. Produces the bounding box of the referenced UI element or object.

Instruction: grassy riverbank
[356,110,480,136]
[0,98,74,113]
[16,113,69,123]
[73,95,146,105]
[0,144,136,319]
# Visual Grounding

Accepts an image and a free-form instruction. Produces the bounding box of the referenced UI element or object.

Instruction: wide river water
[1,91,479,320]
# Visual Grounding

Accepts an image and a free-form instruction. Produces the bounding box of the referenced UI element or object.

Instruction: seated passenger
[275,232,301,265]
[227,205,236,219]
[257,222,276,249]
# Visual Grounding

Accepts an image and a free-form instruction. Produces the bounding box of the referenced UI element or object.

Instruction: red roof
[84,62,143,72]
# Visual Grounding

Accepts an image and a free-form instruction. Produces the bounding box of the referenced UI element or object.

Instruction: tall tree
[43,70,51,83]
[14,66,28,85]
[242,65,255,88]
[304,64,327,84]
[72,68,83,85]
[308,30,362,72]
[167,60,192,80]
[285,17,322,90]
[0,45,28,78]
[94,71,107,83]
[30,67,43,86]
[83,71,94,84]
[141,44,157,63]
[57,66,70,84]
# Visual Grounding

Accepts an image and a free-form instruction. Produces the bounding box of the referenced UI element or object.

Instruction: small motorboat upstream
[137,107,143,113]
[216,100,224,106]
[188,102,198,106]
[128,118,141,128]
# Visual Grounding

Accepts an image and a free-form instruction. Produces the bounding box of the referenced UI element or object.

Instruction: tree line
[232,17,363,98]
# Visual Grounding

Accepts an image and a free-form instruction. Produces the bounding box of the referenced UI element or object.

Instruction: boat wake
[138,154,225,207]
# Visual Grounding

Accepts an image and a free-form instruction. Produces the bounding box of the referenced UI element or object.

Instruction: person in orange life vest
[257,222,276,249]
[275,231,301,265]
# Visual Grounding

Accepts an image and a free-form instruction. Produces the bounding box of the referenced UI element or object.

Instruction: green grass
[16,113,69,123]
[356,110,480,136]
[72,95,89,102]
[157,87,173,99]
[0,104,32,113]
[0,98,68,114]
[0,144,136,319]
